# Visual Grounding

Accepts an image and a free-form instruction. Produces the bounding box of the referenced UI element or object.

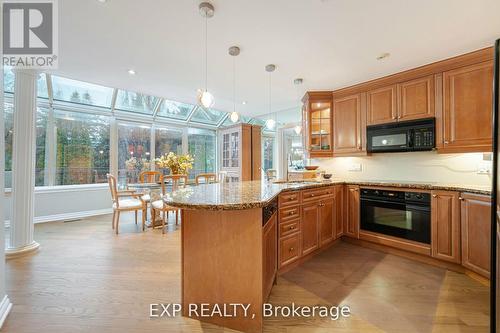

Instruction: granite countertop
[163,179,491,211]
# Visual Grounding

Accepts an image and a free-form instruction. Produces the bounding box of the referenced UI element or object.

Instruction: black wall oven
[360,188,431,244]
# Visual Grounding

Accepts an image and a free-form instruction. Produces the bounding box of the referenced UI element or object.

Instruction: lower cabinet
[301,202,320,255]
[319,198,335,245]
[279,232,300,267]
[431,190,461,263]
[460,193,491,277]
[262,212,277,300]
[344,185,360,238]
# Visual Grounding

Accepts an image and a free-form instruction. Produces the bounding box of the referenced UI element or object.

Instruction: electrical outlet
[348,163,362,172]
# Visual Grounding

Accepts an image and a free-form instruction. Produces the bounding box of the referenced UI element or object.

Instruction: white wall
[4,185,111,225]
[312,151,492,187]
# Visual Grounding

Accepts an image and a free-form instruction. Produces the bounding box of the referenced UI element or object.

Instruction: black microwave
[367,118,435,153]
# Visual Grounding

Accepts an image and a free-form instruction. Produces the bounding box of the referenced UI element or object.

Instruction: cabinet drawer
[302,187,334,202]
[280,233,300,267]
[279,191,301,206]
[279,219,300,237]
[279,206,300,222]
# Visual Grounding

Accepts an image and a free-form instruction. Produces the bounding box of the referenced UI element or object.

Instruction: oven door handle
[406,204,430,212]
[360,197,405,206]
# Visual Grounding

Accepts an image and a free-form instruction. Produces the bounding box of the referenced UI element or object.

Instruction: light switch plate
[348,163,362,172]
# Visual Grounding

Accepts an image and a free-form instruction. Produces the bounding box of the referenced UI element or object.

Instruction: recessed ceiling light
[127,69,136,75]
[242,101,247,105]
[97,0,108,3]
[376,52,390,60]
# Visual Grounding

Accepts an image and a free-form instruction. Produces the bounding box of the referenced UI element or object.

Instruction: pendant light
[293,78,303,135]
[265,64,276,130]
[229,46,240,123]
[198,2,215,108]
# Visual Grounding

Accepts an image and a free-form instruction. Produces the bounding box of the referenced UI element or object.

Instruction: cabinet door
[345,185,360,238]
[301,202,319,255]
[398,75,435,121]
[366,85,397,125]
[333,94,365,154]
[319,198,335,245]
[442,61,493,152]
[262,212,277,300]
[461,193,491,277]
[334,185,344,238]
[431,190,461,263]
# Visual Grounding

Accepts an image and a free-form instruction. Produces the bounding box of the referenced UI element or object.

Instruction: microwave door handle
[408,129,414,148]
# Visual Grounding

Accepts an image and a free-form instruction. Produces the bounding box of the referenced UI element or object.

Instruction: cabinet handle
[311,194,315,197]
[432,194,437,198]
[392,116,397,120]
[289,197,295,200]
[289,247,295,252]
[444,141,449,144]
[289,211,295,215]
[289,226,295,230]
[459,197,464,201]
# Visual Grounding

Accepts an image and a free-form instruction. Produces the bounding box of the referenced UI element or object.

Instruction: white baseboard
[4,208,112,228]
[0,295,12,329]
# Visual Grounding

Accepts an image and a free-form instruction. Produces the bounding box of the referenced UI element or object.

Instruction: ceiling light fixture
[127,69,136,75]
[97,0,107,3]
[229,45,241,123]
[242,101,247,105]
[265,64,276,130]
[197,2,215,109]
[376,52,390,60]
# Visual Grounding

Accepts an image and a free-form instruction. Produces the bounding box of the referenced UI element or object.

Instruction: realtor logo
[2,0,58,68]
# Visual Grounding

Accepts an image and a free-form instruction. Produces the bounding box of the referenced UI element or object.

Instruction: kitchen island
[164,180,491,332]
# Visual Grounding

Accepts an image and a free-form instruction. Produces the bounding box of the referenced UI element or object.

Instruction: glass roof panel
[190,107,225,125]
[156,99,195,120]
[52,75,113,108]
[115,90,158,114]
[221,114,253,127]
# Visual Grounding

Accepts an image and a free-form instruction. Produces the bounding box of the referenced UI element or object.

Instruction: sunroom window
[52,75,113,108]
[115,90,158,114]
[156,100,195,121]
[190,107,225,125]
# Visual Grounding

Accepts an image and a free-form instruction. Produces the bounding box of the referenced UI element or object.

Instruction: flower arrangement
[155,152,194,175]
[125,157,151,172]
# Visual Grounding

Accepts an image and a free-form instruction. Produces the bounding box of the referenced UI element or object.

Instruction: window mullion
[45,105,56,186]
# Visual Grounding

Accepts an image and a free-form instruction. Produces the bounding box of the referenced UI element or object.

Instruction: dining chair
[218,171,228,183]
[138,170,162,220]
[107,174,146,235]
[151,174,188,233]
[195,173,217,185]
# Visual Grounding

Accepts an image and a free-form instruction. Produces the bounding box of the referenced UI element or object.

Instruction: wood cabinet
[301,202,320,255]
[398,75,435,121]
[344,185,360,238]
[441,61,493,153]
[460,193,491,277]
[431,190,461,263]
[262,212,277,300]
[333,93,366,155]
[302,92,333,158]
[366,85,397,125]
[319,198,335,245]
[219,123,262,181]
[334,185,344,238]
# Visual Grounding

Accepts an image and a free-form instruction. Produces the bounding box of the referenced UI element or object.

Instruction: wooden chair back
[160,174,188,195]
[195,173,217,185]
[107,174,118,203]
[218,171,228,183]
[139,170,161,183]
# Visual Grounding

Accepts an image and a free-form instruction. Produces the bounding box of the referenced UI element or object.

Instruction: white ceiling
[54,0,500,117]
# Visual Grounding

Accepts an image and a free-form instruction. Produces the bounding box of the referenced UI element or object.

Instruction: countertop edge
[164,181,491,210]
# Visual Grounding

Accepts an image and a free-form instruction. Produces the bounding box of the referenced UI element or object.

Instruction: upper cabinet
[439,61,493,153]
[302,92,333,158]
[398,75,435,122]
[333,93,366,155]
[366,85,397,125]
[303,47,493,157]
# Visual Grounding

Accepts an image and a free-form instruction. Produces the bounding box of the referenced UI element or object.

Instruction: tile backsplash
[312,151,492,186]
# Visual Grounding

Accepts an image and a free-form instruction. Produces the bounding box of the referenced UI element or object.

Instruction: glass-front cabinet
[302,92,333,157]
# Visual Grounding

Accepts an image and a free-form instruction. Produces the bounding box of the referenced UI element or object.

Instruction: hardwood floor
[2,213,490,333]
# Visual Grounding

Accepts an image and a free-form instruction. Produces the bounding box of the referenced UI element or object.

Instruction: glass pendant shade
[230,111,239,123]
[265,118,276,130]
[294,125,302,135]
[198,90,215,108]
